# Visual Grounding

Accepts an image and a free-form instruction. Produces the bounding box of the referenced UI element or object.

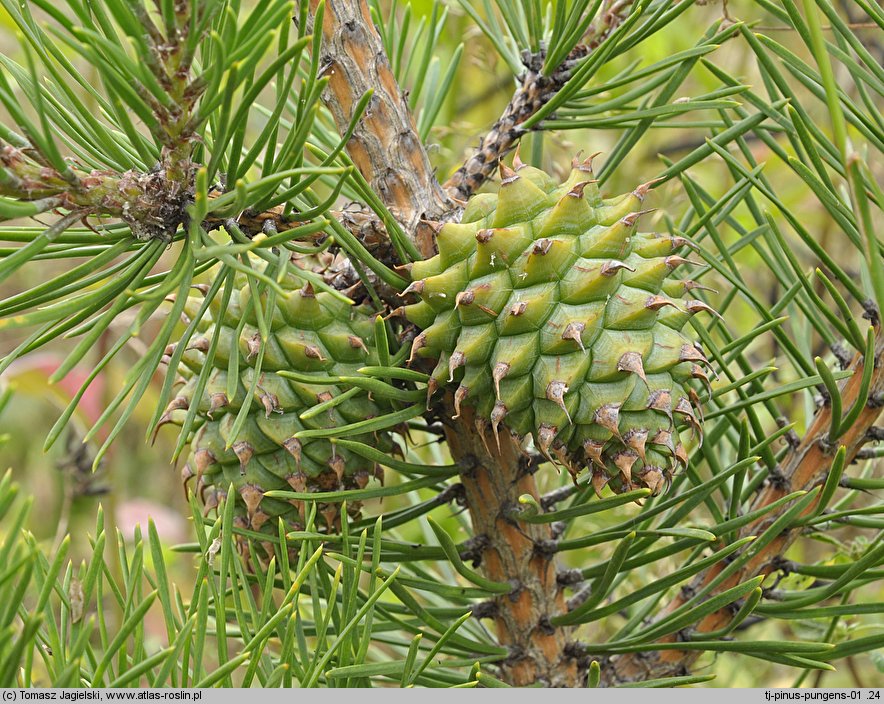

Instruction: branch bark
[600,328,884,685]
[442,402,579,687]
[308,0,453,257]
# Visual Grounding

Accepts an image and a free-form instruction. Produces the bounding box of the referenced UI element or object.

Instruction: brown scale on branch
[0,144,195,242]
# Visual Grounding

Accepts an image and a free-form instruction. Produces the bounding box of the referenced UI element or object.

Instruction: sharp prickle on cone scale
[405,156,714,495]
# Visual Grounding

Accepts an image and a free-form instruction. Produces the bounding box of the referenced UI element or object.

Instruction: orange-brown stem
[442,402,578,687]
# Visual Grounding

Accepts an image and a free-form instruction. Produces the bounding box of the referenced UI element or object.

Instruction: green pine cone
[164,266,393,539]
[404,155,713,495]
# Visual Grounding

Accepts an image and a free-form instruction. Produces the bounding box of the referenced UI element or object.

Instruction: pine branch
[0,143,337,249]
[0,141,198,242]
[441,402,579,687]
[307,0,454,257]
[601,327,884,685]
[444,0,635,202]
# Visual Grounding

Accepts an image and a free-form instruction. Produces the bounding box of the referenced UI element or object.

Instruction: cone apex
[591,469,609,497]
[572,150,602,172]
[670,235,700,251]
[407,333,427,364]
[647,389,673,415]
[640,466,666,495]
[491,400,507,451]
[384,306,406,320]
[426,378,439,410]
[688,388,704,422]
[512,145,526,170]
[633,177,663,200]
[453,385,469,418]
[624,428,648,461]
[583,439,607,468]
[536,423,557,458]
[194,448,216,475]
[510,301,528,317]
[206,393,227,419]
[567,181,596,198]
[665,255,700,269]
[601,259,635,276]
[685,300,723,319]
[620,208,656,228]
[533,238,553,255]
[187,337,210,353]
[455,290,474,308]
[474,416,493,456]
[674,396,694,417]
[246,333,261,359]
[448,351,466,382]
[304,345,325,361]
[401,280,425,297]
[613,450,637,482]
[349,335,368,351]
[679,344,710,366]
[682,280,718,294]
[645,294,680,311]
[420,219,445,234]
[674,444,689,468]
[651,429,674,451]
[562,322,586,354]
[594,403,622,438]
[258,391,281,418]
[690,365,713,394]
[552,443,572,472]
[232,441,255,474]
[168,395,189,413]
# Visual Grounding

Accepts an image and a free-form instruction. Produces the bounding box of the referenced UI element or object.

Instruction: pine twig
[443,0,635,202]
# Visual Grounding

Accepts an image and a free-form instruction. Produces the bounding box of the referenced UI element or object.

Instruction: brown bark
[442,403,578,687]
[601,329,884,685]
[308,0,453,257]
[443,52,580,203]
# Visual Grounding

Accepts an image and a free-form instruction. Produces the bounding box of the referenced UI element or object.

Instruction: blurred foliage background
[0,0,881,687]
